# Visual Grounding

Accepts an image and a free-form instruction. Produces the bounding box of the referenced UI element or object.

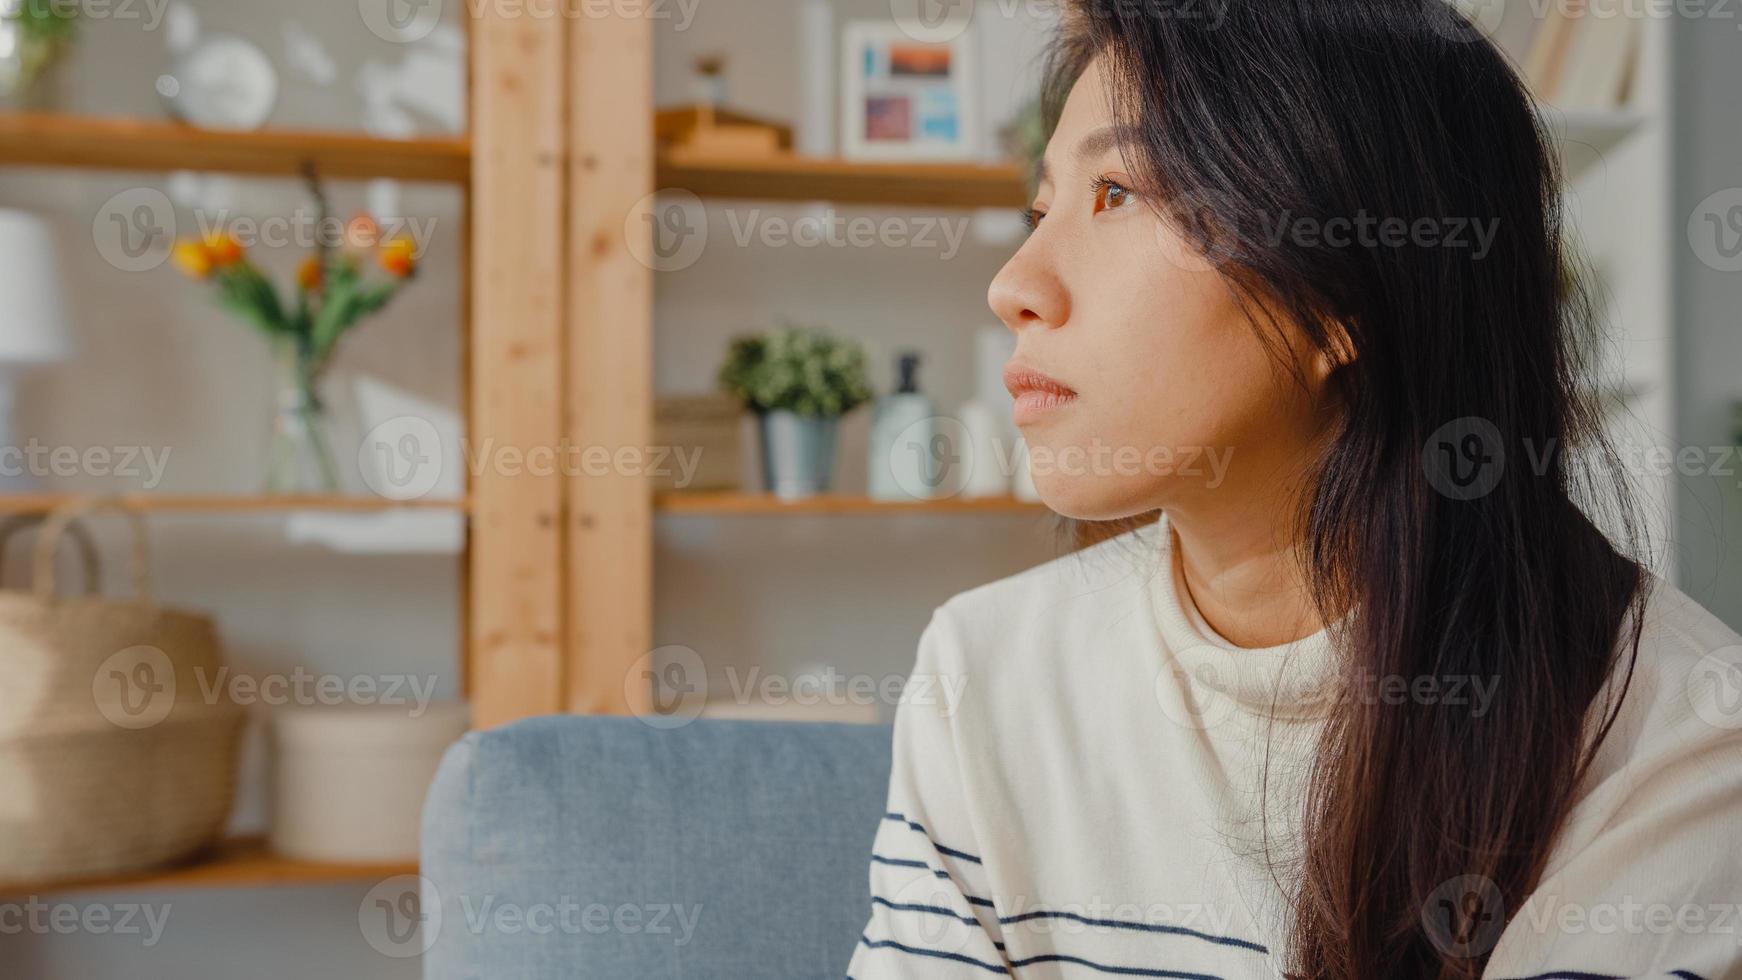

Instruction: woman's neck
[1166,498,1324,650]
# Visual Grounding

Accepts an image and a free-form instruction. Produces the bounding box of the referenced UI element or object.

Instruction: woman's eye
[1092,177,1134,214]
[1021,207,1046,231]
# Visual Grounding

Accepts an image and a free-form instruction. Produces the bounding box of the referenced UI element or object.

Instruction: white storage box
[268,701,469,863]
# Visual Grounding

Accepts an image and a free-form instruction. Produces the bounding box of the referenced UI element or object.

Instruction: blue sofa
[421,715,892,979]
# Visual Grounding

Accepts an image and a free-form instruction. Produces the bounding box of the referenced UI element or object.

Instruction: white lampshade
[0,209,72,363]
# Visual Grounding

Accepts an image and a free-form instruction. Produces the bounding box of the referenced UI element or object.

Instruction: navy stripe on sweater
[884,811,986,865]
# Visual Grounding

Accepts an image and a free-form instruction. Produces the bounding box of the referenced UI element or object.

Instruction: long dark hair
[1042,1,1651,976]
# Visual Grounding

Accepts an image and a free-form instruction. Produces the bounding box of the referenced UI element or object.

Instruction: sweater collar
[1142,511,1343,722]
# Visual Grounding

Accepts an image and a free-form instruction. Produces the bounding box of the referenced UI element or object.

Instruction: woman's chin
[1028,472,1160,523]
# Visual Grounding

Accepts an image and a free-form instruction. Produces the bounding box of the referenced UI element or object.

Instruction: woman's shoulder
[1582,575,1742,785]
[922,520,1164,674]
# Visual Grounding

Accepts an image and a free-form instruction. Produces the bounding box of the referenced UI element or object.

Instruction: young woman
[847,1,1742,978]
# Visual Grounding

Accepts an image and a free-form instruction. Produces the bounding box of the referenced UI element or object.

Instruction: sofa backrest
[421,714,893,979]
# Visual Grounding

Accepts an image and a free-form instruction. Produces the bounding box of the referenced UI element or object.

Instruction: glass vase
[264,341,341,494]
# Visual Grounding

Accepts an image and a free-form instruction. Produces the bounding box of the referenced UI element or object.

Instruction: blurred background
[0,0,1737,975]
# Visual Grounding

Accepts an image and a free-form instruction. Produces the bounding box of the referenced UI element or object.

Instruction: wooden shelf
[656,151,1027,208]
[0,113,470,183]
[0,836,415,895]
[656,491,1049,515]
[0,494,468,514]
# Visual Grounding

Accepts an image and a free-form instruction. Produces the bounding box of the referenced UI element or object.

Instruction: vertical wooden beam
[565,9,654,715]
[468,7,569,728]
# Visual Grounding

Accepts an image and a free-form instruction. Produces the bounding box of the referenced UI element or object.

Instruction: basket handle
[0,513,101,596]
[32,496,152,604]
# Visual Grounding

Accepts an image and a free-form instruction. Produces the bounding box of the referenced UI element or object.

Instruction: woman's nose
[988,236,1068,333]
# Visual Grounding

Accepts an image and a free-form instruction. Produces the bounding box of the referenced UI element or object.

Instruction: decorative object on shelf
[655,104,793,162]
[268,700,469,863]
[356,22,465,138]
[155,1,278,131]
[867,351,939,502]
[841,20,976,161]
[0,496,245,887]
[797,0,836,157]
[958,325,1018,499]
[719,325,871,500]
[653,392,741,493]
[0,209,72,492]
[0,0,77,109]
[169,170,421,494]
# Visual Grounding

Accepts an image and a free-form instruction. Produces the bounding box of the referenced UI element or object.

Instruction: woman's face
[988,56,1335,522]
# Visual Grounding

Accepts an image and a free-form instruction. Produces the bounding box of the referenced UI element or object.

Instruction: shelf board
[656,491,1049,515]
[0,493,467,514]
[0,113,470,183]
[656,151,1028,208]
[0,836,415,895]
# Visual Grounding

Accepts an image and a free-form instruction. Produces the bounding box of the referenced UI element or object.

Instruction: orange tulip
[171,239,214,279]
[297,255,323,291]
[202,232,244,266]
[380,237,417,278]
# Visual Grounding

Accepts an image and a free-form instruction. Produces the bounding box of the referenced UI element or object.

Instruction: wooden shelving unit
[0,493,467,514]
[656,491,1047,515]
[656,151,1027,208]
[0,837,414,896]
[0,113,469,183]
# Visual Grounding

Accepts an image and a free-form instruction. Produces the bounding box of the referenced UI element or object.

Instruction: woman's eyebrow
[1033,125,1133,188]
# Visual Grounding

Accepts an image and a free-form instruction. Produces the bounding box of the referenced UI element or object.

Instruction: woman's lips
[1003,362,1078,426]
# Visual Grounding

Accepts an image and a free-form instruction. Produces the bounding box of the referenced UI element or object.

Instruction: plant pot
[758,410,838,500]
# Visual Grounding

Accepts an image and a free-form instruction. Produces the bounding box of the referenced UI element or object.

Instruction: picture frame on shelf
[839,20,976,162]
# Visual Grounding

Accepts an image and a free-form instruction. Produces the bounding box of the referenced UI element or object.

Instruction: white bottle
[867,352,939,501]
[956,399,1010,499]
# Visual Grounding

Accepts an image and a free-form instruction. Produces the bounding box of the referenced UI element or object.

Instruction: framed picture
[840,21,977,161]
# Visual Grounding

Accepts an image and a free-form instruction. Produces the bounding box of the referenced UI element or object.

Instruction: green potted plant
[718,324,871,499]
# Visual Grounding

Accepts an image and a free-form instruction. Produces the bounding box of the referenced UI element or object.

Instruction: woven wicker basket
[0,497,244,886]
